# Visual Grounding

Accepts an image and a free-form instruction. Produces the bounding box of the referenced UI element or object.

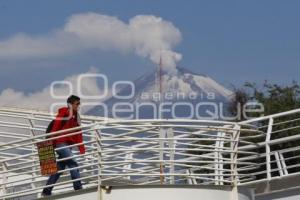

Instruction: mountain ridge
[88,67,233,119]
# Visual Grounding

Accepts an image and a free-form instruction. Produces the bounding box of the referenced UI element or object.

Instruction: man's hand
[79,145,86,154]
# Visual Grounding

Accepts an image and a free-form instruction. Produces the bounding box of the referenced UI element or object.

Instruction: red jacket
[51,107,85,154]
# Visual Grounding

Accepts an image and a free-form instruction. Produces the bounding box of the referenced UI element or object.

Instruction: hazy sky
[0,0,299,93]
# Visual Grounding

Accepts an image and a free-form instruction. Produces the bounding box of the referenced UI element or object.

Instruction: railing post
[122,153,133,180]
[93,125,102,200]
[167,128,175,184]
[186,169,197,185]
[91,122,100,178]
[230,124,240,200]
[279,152,288,175]
[1,162,7,197]
[266,118,274,183]
[214,134,220,185]
[27,114,38,191]
[159,127,167,184]
[274,151,284,177]
[215,131,225,185]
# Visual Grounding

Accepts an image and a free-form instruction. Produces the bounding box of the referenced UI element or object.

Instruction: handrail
[0,107,300,199]
[239,108,300,124]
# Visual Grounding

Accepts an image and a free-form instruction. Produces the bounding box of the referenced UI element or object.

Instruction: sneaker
[74,186,83,191]
[41,190,52,197]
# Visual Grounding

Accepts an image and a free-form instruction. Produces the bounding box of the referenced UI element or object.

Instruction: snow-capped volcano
[88,67,233,119]
[132,67,232,102]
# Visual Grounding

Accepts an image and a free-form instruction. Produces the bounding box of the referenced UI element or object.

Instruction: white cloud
[0,12,182,71]
[0,67,107,113]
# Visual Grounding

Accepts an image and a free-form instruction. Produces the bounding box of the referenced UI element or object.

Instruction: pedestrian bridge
[1,107,300,200]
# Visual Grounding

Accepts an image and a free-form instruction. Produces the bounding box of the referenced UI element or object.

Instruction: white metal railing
[0,107,300,199]
[238,108,300,186]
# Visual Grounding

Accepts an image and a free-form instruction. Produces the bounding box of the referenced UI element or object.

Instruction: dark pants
[43,143,82,194]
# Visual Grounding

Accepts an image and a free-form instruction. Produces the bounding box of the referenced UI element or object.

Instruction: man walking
[42,95,85,196]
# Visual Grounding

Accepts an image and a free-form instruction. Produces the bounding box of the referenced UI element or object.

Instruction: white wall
[58,186,254,200]
[256,187,300,200]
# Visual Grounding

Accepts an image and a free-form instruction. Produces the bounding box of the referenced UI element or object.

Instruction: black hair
[67,95,80,104]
